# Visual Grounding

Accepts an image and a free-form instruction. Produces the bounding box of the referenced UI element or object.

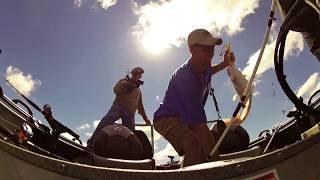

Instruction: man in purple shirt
[153,29,234,167]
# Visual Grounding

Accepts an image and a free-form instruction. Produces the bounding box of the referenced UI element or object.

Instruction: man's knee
[182,135,201,154]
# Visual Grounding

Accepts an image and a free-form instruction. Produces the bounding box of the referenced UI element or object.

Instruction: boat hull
[1,130,320,180]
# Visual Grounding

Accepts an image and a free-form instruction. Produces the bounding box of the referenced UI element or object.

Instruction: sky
[0,0,319,164]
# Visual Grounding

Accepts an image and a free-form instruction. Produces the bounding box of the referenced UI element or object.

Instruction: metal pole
[135,123,154,154]
[151,125,154,154]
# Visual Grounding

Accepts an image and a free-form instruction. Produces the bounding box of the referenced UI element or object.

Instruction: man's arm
[114,79,137,95]
[211,61,229,74]
[137,92,151,124]
[114,79,128,95]
[211,49,235,74]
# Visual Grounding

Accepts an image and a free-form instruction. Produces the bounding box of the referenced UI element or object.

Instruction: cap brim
[198,37,223,46]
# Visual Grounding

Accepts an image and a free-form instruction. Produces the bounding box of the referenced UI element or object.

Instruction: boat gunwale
[1,126,320,179]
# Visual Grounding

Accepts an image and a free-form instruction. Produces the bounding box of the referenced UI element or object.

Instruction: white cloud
[74,0,82,8]
[77,120,99,141]
[97,0,117,9]
[132,0,259,53]
[297,73,320,100]
[93,120,100,128]
[243,31,304,79]
[74,0,117,9]
[85,132,93,137]
[5,66,41,97]
[242,41,275,79]
[76,123,91,131]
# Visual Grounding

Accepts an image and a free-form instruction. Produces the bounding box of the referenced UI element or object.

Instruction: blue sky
[0,0,319,164]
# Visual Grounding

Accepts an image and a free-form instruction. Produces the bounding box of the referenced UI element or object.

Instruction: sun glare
[141,32,168,54]
[134,0,260,56]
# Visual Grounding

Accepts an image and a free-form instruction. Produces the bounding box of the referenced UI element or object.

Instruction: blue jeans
[87,101,135,148]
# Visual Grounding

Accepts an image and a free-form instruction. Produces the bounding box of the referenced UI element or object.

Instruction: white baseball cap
[187,29,222,47]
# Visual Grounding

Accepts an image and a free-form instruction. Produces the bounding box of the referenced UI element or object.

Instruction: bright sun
[141,31,169,54]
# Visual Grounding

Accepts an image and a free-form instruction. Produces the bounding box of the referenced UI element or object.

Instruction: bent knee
[182,135,201,153]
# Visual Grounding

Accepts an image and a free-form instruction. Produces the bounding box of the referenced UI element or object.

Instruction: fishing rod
[0,52,81,142]
[209,0,277,158]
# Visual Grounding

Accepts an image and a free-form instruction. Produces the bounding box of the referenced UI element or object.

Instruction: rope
[209,84,223,120]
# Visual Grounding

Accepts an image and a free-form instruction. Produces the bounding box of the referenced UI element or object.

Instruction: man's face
[131,73,142,81]
[191,44,215,66]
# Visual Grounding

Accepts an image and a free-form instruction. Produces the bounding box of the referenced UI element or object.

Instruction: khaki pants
[154,116,216,167]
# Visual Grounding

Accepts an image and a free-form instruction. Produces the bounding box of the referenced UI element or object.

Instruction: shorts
[154,116,215,157]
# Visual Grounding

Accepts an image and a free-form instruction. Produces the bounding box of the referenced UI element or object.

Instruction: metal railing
[135,123,155,154]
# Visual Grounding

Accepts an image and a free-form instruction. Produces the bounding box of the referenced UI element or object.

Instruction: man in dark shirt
[154,29,234,167]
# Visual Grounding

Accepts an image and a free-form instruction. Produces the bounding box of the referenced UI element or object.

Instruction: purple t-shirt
[154,60,213,125]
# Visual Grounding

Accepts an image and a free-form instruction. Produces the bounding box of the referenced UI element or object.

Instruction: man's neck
[191,57,207,74]
[129,77,140,82]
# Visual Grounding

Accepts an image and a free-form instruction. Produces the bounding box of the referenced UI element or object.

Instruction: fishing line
[263,99,290,153]
[209,0,277,157]
[272,82,276,97]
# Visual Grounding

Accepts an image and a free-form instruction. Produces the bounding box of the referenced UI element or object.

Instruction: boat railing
[134,123,155,154]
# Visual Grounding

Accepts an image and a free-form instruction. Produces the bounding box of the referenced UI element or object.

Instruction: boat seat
[92,154,155,170]
[301,122,320,139]
[219,145,261,160]
[73,153,155,170]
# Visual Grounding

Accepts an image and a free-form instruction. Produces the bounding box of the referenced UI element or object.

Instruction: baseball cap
[131,67,144,75]
[187,29,222,47]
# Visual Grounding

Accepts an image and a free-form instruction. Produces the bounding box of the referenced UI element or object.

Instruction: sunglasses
[193,44,215,53]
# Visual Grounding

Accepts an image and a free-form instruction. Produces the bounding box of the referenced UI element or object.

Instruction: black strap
[209,83,222,120]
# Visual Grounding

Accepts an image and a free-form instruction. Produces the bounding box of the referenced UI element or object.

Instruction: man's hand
[223,44,235,67]
[125,82,136,94]
[114,80,129,94]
